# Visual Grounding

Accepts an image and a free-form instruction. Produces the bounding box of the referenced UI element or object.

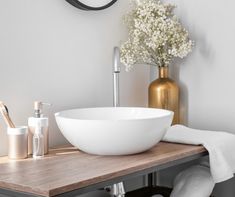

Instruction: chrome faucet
[104,47,125,197]
[113,47,121,107]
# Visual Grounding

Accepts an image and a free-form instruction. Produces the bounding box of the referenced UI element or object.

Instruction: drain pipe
[105,182,125,197]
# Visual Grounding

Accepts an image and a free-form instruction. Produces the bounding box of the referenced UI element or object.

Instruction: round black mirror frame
[66,0,118,11]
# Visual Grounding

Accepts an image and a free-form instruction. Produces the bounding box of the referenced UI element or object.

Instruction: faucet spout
[113,47,120,107]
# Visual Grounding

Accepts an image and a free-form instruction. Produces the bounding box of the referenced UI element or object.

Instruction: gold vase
[148,66,179,125]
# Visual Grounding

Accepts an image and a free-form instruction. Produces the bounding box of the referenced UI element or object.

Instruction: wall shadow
[171,62,189,126]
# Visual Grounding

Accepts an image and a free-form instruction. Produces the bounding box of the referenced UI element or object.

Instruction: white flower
[120,0,194,70]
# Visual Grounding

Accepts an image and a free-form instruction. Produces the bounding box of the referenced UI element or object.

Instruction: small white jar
[7,126,28,159]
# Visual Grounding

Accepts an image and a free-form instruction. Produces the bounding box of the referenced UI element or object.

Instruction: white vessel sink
[55,107,173,155]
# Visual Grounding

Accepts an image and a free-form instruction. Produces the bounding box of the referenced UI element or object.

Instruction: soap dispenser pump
[28,101,51,155]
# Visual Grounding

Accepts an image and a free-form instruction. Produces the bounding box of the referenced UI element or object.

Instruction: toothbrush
[0,102,15,128]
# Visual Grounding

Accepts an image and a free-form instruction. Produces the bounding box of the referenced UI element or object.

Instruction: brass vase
[148,66,179,125]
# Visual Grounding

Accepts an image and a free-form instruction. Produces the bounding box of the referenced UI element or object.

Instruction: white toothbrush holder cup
[7,127,28,160]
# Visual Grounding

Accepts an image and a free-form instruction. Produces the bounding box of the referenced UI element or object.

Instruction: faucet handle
[113,47,121,73]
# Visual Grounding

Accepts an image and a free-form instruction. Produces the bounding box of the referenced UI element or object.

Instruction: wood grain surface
[0,142,207,197]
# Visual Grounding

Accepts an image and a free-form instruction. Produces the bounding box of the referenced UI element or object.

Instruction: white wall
[172,0,235,132]
[0,0,150,156]
[156,0,235,196]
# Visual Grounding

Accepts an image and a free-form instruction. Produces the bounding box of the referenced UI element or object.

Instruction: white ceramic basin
[55,107,173,155]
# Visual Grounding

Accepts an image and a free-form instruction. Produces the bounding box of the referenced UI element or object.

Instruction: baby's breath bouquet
[120,0,193,71]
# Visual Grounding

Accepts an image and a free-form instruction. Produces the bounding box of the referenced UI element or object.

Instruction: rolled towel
[163,125,235,183]
[170,164,215,197]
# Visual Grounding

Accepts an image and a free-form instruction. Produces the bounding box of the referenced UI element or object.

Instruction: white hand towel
[163,124,235,183]
[170,164,215,197]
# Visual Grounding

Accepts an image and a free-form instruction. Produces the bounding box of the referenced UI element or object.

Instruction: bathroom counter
[0,142,207,197]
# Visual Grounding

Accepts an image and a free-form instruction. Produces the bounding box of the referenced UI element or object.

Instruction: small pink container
[7,126,28,159]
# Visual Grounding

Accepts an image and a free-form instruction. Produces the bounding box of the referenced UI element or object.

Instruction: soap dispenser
[28,101,50,155]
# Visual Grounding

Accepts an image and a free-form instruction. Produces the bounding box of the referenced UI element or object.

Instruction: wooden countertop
[0,142,207,197]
